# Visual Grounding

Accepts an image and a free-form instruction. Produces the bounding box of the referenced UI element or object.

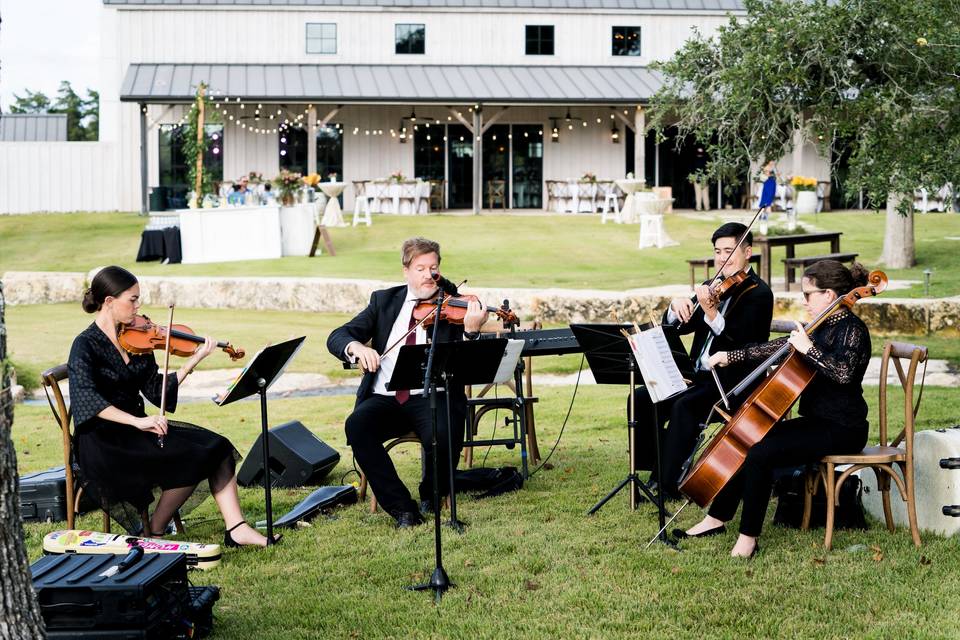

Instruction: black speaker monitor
[237,421,340,488]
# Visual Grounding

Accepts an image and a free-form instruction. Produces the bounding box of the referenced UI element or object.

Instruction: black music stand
[217,336,306,546]
[572,324,685,547]
[389,336,508,602]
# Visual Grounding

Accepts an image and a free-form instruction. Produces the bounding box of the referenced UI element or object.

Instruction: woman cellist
[67,266,276,547]
[676,260,872,557]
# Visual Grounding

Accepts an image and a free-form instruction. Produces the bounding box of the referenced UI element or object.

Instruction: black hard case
[31,552,189,635]
[19,466,94,523]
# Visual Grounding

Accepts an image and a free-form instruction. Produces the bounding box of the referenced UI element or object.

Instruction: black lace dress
[708,310,872,537]
[68,323,238,533]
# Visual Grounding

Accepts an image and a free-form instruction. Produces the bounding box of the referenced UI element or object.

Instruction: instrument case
[19,466,94,524]
[860,426,960,537]
[43,529,222,570]
[31,552,189,637]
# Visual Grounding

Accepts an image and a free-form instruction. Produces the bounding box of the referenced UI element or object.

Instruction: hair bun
[81,288,100,313]
[849,262,870,288]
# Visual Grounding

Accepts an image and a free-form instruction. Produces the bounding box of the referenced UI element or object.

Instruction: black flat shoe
[224,521,282,548]
[672,524,726,540]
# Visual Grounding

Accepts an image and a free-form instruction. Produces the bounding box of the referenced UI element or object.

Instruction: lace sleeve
[802,320,870,384]
[727,335,789,366]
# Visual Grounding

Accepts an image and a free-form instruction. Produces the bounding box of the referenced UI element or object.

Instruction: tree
[648,0,960,268]
[9,89,51,114]
[0,280,46,639]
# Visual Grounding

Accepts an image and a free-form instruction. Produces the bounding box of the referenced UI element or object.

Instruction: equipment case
[19,466,93,523]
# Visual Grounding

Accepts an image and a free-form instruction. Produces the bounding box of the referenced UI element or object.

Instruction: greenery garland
[181,83,222,201]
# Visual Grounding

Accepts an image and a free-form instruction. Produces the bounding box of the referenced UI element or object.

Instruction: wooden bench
[686,254,762,289]
[781,252,858,291]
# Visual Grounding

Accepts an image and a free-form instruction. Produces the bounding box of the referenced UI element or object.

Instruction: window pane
[307,23,336,54]
[612,26,641,56]
[526,25,553,55]
[279,125,308,175]
[396,23,425,54]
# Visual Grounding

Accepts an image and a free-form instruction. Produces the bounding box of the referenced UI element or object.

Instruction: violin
[118,314,245,361]
[678,270,888,508]
[412,295,519,328]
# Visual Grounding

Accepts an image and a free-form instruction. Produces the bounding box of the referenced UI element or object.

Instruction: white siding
[0,143,120,214]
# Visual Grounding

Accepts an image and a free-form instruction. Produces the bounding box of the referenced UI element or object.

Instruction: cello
[677,269,888,509]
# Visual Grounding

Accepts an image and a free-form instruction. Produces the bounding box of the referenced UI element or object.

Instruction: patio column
[139,103,148,214]
[634,106,645,183]
[307,106,317,176]
[473,107,482,214]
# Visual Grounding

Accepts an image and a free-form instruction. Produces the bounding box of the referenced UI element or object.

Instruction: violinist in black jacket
[327,237,488,528]
[633,222,774,499]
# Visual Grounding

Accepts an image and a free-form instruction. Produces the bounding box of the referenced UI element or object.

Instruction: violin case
[43,529,222,570]
[859,426,960,537]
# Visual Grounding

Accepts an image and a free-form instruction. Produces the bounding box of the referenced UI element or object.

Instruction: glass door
[511,125,543,209]
[447,124,473,209]
[483,124,509,209]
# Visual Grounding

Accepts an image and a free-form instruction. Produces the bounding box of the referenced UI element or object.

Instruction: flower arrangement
[390,170,406,183]
[790,176,817,192]
[581,172,597,183]
[247,171,264,184]
[302,173,321,188]
[275,169,303,205]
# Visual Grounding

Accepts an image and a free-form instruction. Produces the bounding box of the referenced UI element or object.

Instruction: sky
[0,0,102,112]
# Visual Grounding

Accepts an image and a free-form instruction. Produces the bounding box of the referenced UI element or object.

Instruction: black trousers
[631,373,722,496]
[708,416,867,537]
[344,393,464,518]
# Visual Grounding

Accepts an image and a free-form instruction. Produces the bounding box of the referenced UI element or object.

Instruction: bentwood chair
[41,364,185,535]
[802,342,927,549]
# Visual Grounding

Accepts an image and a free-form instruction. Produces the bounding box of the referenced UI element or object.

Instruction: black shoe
[224,521,282,548]
[672,524,726,540]
[419,500,435,516]
[395,511,424,529]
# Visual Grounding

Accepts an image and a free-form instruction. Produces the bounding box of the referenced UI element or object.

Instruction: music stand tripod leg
[443,373,465,533]
[258,378,277,546]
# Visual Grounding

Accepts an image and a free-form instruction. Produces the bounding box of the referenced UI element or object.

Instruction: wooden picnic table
[753,232,842,287]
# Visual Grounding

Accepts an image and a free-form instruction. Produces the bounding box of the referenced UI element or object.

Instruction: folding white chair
[352,181,372,226]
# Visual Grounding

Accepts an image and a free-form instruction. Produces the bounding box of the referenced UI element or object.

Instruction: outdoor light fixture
[399,124,408,143]
[611,124,620,143]
[550,119,560,143]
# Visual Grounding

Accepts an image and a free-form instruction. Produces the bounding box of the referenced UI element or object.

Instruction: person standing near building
[691,146,710,211]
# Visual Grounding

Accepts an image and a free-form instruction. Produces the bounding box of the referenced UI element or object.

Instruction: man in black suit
[327,237,488,528]
[633,222,773,499]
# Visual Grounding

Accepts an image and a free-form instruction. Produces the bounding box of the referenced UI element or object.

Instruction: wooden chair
[487,179,507,209]
[801,342,927,549]
[41,363,184,535]
[428,179,445,211]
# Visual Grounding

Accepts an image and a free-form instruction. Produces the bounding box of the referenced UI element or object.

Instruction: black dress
[706,310,872,537]
[68,323,238,533]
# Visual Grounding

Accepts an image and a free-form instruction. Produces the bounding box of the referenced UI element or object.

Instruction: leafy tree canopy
[7,81,98,141]
[648,0,960,211]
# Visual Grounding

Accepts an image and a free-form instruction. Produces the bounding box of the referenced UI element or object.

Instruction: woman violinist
[67,266,274,547]
[678,260,872,557]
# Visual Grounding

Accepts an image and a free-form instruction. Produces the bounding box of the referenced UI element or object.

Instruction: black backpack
[772,465,867,530]
[454,467,524,498]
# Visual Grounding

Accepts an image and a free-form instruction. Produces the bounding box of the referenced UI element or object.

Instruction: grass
[3,210,960,296]
[14,385,960,639]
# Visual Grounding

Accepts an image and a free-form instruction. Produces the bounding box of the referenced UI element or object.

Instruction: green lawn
[14,385,960,639]
[3,210,960,296]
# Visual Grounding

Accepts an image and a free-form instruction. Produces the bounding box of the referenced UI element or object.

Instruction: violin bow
[157,304,174,448]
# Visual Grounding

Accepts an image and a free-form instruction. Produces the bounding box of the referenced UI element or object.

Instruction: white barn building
[0,0,831,214]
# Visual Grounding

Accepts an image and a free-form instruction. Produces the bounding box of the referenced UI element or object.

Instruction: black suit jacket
[327,285,467,408]
[667,269,773,388]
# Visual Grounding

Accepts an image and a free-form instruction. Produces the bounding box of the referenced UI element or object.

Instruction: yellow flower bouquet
[790,176,817,192]
[302,173,321,188]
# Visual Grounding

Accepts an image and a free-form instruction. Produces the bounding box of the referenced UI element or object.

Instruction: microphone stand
[409,289,453,603]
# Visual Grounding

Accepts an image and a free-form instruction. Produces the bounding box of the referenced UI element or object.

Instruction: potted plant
[581,172,597,183]
[390,170,406,183]
[791,176,819,215]
[275,169,302,206]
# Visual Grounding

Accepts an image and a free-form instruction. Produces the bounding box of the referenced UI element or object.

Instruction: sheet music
[492,339,525,384]
[627,326,688,403]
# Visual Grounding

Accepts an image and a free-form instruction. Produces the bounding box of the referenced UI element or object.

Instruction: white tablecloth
[318,182,348,227]
[279,204,316,256]
[177,206,282,264]
[615,179,649,223]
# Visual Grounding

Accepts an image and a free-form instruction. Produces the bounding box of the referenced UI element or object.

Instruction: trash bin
[148,186,168,211]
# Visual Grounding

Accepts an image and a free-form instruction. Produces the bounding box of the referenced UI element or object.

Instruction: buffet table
[177,206,282,264]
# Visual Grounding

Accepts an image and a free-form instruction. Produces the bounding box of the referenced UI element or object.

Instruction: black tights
[708,416,866,537]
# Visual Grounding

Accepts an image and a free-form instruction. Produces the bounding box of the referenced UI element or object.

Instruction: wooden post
[193,84,206,199]
[634,106,645,183]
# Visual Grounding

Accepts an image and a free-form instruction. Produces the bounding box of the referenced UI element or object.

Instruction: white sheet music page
[628,326,688,403]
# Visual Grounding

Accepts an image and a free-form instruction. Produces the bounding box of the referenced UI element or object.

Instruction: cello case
[859,426,960,537]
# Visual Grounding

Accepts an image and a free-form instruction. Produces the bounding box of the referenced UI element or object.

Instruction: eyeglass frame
[801,288,829,301]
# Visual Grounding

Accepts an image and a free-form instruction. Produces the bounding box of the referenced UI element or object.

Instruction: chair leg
[103,508,111,534]
[173,511,186,535]
[878,469,896,532]
[823,463,836,550]
[140,511,151,536]
[358,472,368,501]
[801,468,817,531]
[903,461,922,547]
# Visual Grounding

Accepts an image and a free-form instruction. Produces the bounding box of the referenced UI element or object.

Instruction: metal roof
[120,63,664,104]
[105,0,744,11]
[0,114,68,142]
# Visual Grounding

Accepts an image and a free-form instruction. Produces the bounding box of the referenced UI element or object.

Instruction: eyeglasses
[802,288,827,301]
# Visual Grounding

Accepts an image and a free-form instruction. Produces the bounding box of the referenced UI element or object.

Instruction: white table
[279,204,316,256]
[637,198,678,249]
[318,182,348,227]
[177,206,282,264]
[614,179,649,223]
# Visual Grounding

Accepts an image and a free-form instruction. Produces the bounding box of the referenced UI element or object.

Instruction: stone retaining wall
[3,270,957,335]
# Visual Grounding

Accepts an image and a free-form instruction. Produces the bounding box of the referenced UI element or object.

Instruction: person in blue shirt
[758,161,777,233]
[226,183,245,205]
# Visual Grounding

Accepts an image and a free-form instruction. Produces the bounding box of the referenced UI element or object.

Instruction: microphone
[431,271,459,297]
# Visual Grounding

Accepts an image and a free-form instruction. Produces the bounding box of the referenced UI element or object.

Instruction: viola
[678,270,889,508]
[118,314,245,361]
[412,294,519,328]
